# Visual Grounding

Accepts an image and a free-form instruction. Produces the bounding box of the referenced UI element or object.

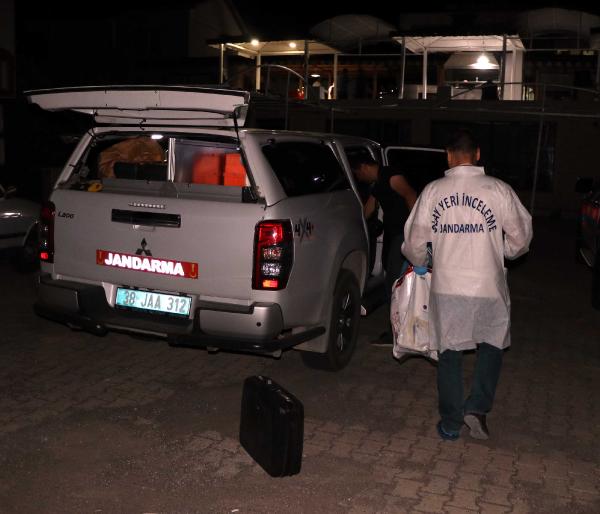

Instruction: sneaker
[463,413,490,440]
[436,420,460,441]
[370,331,393,347]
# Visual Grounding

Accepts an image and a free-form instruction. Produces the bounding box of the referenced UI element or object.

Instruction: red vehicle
[576,177,600,309]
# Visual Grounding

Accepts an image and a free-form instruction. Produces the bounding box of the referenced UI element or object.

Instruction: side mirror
[575,177,593,194]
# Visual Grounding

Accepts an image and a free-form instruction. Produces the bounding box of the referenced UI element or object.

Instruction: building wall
[0,0,15,176]
[0,0,15,97]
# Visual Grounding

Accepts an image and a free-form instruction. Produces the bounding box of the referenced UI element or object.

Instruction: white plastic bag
[390,265,438,361]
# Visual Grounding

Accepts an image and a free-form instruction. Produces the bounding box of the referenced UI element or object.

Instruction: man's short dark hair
[445,129,479,155]
[349,154,377,172]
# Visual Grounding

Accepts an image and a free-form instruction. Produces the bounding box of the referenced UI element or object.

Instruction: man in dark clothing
[351,156,417,345]
[481,79,499,100]
[355,180,383,276]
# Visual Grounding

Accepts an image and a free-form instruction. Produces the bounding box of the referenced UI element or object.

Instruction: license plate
[115,287,192,317]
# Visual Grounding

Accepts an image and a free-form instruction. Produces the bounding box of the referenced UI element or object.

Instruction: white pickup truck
[28,86,445,370]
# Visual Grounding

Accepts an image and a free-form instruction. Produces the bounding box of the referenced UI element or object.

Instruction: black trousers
[384,234,407,304]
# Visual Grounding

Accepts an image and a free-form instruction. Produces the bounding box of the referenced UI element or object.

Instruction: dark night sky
[229,0,600,24]
[22,0,600,21]
[228,0,600,42]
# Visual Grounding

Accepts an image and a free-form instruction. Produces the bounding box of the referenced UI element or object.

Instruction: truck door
[384,146,447,195]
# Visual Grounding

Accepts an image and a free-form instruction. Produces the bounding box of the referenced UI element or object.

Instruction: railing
[445,81,600,103]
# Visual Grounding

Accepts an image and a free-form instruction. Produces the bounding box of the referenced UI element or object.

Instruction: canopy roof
[209,39,340,58]
[396,35,525,53]
[310,15,397,49]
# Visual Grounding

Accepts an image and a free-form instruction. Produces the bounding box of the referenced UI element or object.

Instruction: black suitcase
[239,375,304,477]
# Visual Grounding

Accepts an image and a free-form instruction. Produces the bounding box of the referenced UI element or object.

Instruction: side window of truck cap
[262,141,349,197]
[173,139,248,187]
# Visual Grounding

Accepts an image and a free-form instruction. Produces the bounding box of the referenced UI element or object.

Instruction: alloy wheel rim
[335,291,354,352]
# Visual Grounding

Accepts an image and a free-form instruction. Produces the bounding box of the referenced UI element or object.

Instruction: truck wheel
[301,270,361,371]
[12,228,39,273]
[592,237,600,310]
[575,221,586,264]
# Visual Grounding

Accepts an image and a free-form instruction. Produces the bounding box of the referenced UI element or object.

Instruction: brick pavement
[0,218,599,513]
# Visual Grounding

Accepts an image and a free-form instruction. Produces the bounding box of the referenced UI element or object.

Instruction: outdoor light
[477,54,490,66]
[310,73,320,78]
[251,39,259,47]
[289,42,297,48]
[470,52,498,70]
[446,52,499,70]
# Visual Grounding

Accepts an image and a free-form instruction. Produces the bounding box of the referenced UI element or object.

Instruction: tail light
[39,201,55,263]
[252,220,293,290]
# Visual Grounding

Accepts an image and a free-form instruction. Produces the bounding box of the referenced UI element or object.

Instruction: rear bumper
[35,274,324,353]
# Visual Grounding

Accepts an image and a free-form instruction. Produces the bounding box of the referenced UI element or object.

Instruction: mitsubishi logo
[136,238,153,256]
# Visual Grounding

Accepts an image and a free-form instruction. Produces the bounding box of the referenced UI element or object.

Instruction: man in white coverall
[401,129,533,441]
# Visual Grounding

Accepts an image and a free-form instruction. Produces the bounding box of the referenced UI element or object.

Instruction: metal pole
[255,53,261,92]
[304,40,309,100]
[500,34,507,100]
[330,106,335,133]
[400,36,406,99]
[333,52,338,99]
[266,65,271,96]
[422,49,428,99]
[284,72,290,130]
[219,44,225,84]
[596,50,600,90]
[530,83,546,214]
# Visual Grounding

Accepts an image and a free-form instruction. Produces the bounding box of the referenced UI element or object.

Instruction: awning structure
[215,39,339,58]
[209,39,341,92]
[392,35,526,99]
[209,32,528,100]
[398,35,525,53]
[209,15,397,98]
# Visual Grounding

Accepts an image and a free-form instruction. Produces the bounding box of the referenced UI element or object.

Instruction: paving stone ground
[0,217,599,513]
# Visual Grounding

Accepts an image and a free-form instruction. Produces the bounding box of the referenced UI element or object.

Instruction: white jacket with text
[401,165,533,352]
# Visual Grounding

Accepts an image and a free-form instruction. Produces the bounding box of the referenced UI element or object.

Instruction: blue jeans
[437,343,503,432]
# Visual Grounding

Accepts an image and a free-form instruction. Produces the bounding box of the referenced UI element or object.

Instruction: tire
[301,270,361,371]
[575,219,586,264]
[12,228,39,273]
[592,237,600,311]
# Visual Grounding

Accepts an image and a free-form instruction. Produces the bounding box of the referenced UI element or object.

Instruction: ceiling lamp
[477,54,490,66]
[444,52,499,70]
[471,52,498,70]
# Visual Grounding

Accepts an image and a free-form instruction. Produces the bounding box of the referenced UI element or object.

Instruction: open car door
[384,146,447,195]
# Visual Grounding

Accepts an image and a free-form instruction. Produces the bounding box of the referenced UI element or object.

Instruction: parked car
[575,177,600,309]
[28,86,379,370]
[27,86,449,368]
[0,184,40,271]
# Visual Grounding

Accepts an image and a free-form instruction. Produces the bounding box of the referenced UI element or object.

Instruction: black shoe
[436,421,460,441]
[464,413,490,440]
[370,331,393,346]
